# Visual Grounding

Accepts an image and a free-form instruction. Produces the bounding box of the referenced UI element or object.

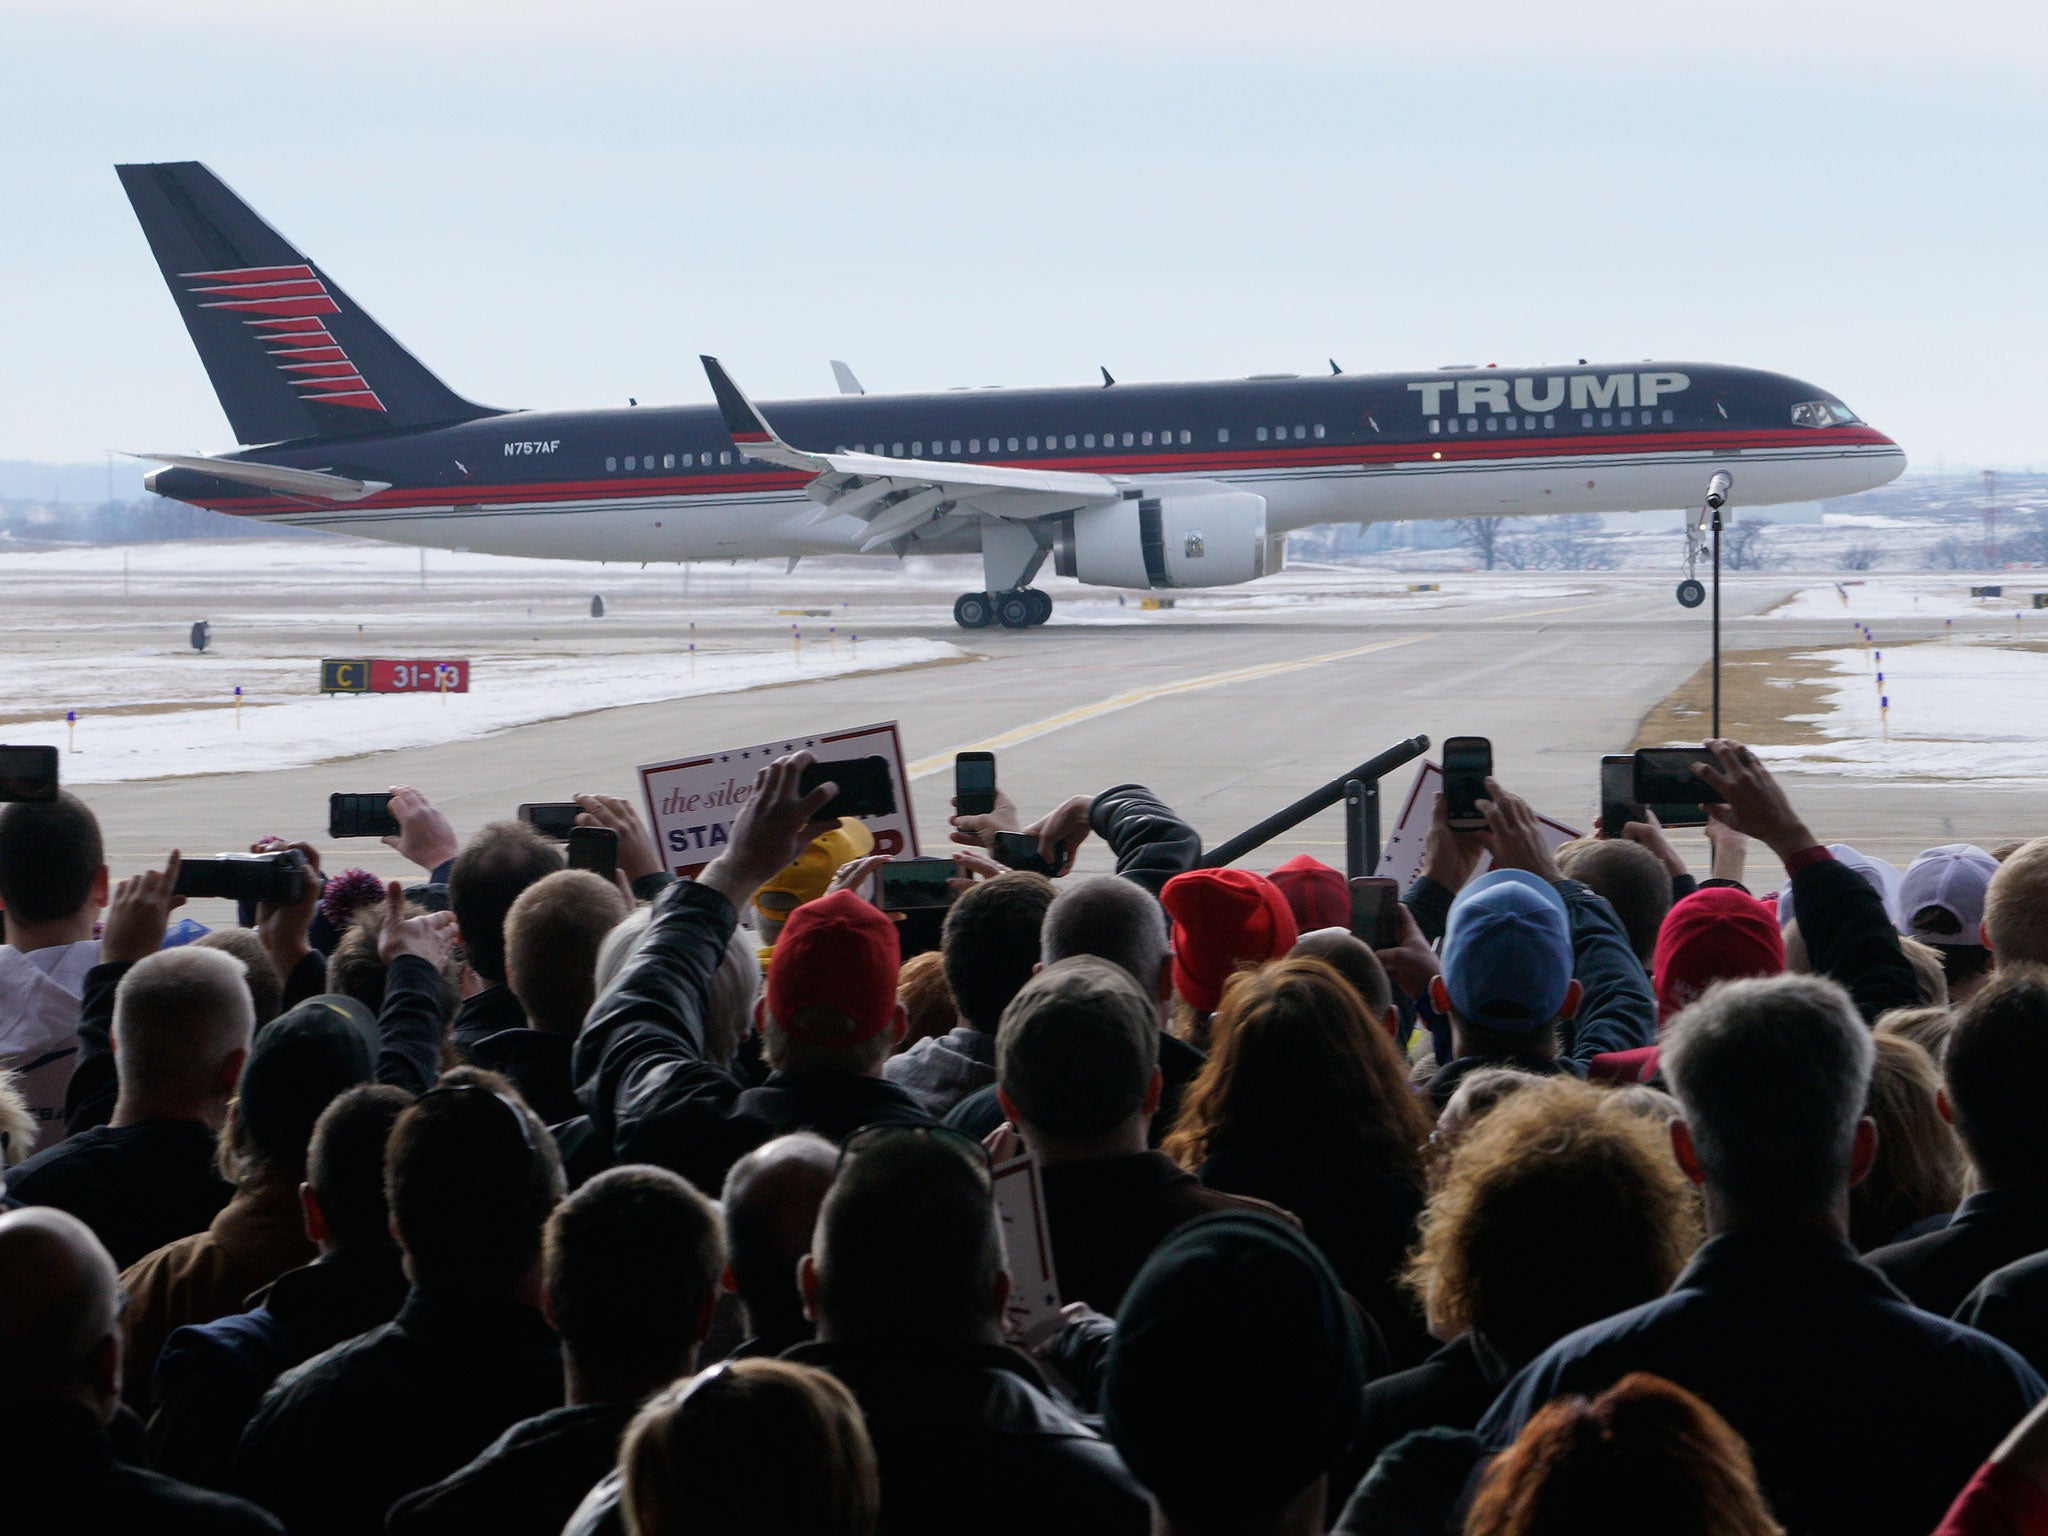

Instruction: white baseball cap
[1898,844,2000,948]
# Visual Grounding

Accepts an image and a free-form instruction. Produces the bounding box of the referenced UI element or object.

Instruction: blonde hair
[1898,937,1950,1008]
[1851,1033,1967,1251]
[1408,1078,1698,1360]
[622,1358,878,1536]
[1876,1005,1954,1065]
[1985,838,2048,966]
[0,1071,37,1169]
[505,871,630,1035]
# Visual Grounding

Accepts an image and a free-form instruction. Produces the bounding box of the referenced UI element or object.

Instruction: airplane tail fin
[116,161,500,446]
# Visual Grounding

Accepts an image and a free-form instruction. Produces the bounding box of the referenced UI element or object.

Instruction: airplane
[119,161,1907,629]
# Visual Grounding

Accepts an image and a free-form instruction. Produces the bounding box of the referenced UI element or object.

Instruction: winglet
[701,355,778,447]
[1100,366,1116,387]
[830,359,865,396]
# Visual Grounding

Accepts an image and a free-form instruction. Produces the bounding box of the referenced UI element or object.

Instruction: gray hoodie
[0,939,98,1152]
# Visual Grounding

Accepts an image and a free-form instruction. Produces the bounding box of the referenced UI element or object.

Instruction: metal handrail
[1199,734,1430,875]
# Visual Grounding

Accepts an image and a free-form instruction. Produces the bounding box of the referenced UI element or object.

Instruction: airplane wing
[127,452,391,501]
[702,356,1120,553]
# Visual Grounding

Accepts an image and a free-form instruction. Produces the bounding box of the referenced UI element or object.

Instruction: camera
[173,849,310,905]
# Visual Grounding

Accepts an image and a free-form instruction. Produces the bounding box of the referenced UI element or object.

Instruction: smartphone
[1348,876,1402,949]
[799,756,897,819]
[877,856,958,910]
[518,802,583,840]
[1599,756,1645,838]
[991,830,1061,876]
[1633,748,1721,806]
[954,751,997,817]
[1442,737,1492,831]
[329,791,400,839]
[174,850,308,905]
[567,825,619,880]
[0,745,59,803]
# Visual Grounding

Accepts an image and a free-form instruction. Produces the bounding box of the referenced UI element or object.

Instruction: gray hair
[1662,973,1875,1213]
[595,905,759,1064]
[112,946,256,1100]
[1041,875,1169,1005]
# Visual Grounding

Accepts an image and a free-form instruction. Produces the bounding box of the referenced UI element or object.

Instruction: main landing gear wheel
[996,591,1036,629]
[953,592,995,629]
[1023,589,1052,626]
[1676,579,1707,609]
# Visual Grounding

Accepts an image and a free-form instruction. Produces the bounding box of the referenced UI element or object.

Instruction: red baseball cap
[1160,868,1299,1015]
[1652,887,1785,1024]
[765,889,901,1045]
[1267,855,1349,935]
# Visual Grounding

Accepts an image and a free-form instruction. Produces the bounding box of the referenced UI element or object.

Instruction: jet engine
[1053,489,1279,590]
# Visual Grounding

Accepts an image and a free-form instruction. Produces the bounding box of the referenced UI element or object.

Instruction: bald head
[0,1207,122,1416]
[112,946,255,1123]
[721,1132,838,1340]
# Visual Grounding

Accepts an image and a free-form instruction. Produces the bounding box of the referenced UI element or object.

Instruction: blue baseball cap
[1441,869,1572,1031]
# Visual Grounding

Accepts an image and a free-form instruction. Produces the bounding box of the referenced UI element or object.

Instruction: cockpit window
[1791,400,1859,428]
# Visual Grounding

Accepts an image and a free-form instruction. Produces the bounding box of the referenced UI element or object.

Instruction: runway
[31,547,2036,893]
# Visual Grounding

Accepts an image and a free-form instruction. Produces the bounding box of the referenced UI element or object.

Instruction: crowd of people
[5,735,2048,1536]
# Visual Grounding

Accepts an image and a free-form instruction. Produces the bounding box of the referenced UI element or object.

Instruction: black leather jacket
[571,879,931,1192]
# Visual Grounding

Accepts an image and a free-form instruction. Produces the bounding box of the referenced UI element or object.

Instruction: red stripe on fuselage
[178,425,1894,516]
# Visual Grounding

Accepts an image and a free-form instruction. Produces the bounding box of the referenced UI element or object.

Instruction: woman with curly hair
[1163,956,1435,1362]
[1350,1077,1700,1476]
[1466,1372,1781,1536]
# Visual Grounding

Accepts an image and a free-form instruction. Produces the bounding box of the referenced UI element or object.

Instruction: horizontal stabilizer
[129,451,390,502]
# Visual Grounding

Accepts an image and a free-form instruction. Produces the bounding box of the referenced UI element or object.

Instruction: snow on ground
[1764,577,2048,623]
[1754,638,2048,783]
[9,640,965,784]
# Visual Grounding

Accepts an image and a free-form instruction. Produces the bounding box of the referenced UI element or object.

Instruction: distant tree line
[0,496,329,545]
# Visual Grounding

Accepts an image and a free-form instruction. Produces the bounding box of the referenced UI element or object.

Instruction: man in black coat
[388,1164,724,1536]
[233,1070,567,1535]
[0,1205,282,1536]
[1870,968,2048,1316]
[1473,966,2044,1536]
[8,861,252,1268]
[573,755,933,1195]
[149,1085,412,1490]
[785,1121,1149,1536]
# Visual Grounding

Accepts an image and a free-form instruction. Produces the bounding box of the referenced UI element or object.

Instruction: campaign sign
[638,720,919,879]
[1376,760,1582,893]
[320,659,470,693]
[993,1151,1062,1339]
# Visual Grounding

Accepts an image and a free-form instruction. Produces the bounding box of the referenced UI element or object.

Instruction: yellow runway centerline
[906,634,1429,778]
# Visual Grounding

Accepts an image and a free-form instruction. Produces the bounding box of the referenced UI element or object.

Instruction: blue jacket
[1479,1226,2045,1536]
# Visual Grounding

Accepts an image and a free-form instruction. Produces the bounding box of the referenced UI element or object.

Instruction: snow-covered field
[1753,632,2048,784]
[1765,577,2048,623]
[5,640,965,784]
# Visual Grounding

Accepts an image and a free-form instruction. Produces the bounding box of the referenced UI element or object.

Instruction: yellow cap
[752,818,876,947]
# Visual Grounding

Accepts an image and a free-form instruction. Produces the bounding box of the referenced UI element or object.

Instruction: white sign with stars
[637,720,920,879]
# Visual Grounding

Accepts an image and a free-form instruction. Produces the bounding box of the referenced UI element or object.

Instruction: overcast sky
[6,0,2045,469]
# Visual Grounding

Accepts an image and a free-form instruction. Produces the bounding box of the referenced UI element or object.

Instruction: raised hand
[575,792,665,885]
[1475,777,1562,884]
[1695,739,1817,863]
[101,852,186,965]
[375,880,456,967]
[698,752,842,907]
[383,785,460,874]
